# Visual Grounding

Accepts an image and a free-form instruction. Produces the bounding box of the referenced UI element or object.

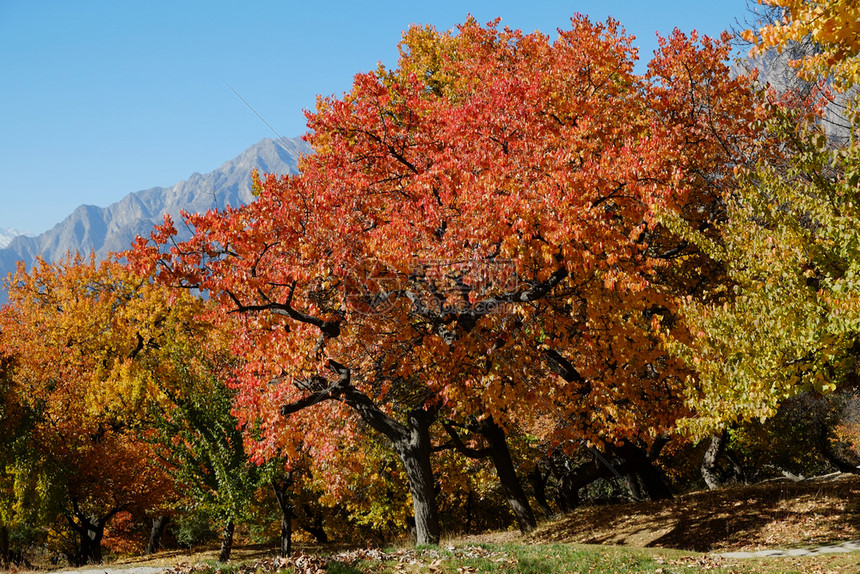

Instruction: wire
[223,81,298,154]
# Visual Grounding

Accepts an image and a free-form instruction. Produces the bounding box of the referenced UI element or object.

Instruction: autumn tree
[729,0,857,160]
[144,351,268,562]
[133,16,772,543]
[743,0,860,93]
[0,346,70,566]
[667,111,860,434]
[0,353,28,567]
[664,1,860,446]
[0,255,211,564]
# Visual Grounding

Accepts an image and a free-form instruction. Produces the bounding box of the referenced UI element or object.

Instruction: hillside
[528,473,860,552]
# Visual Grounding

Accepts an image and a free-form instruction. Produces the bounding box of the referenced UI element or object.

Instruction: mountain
[0,229,31,249]
[0,137,312,285]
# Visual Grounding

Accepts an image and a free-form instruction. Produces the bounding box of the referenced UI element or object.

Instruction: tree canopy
[132,15,774,545]
[666,0,860,435]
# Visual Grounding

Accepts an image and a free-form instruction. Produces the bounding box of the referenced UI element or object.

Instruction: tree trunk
[464,489,473,534]
[281,362,442,546]
[548,450,580,512]
[549,449,612,511]
[280,508,293,556]
[527,467,555,518]
[218,519,234,563]
[393,409,440,546]
[701,431,728,490]
[66,499,126,566]
[442,418,537,532]
[0,524,9,568]
[298,505,328,544]
[612,440,672,501]
[622,471,644,501]
[272,477,294,556]
[550,445,666,510]
[145,515,169,555]
[73,521,104,566]
[405,516,417,544]
[67,516,105,565]
[479,418,537,533]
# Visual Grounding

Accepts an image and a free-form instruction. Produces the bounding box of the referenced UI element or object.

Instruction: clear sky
[1,0,754,235]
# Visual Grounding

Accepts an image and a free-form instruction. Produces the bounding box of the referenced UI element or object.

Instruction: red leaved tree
[132,17,772,544]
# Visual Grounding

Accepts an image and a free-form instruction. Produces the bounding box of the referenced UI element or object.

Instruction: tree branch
[226,283,340,338]
[279,361,409,444]
[543,348,586,385]
[441,422,491,459]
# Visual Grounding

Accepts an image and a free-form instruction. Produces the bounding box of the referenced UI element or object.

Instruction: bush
[173,509,218,548]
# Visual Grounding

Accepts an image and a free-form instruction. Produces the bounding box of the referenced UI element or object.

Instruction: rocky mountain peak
[0,137,312,292]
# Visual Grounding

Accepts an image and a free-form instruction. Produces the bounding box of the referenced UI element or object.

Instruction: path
[717,539,860,559]
[48,567,165,574]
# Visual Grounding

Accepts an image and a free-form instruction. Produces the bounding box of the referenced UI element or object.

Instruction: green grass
[68,540,859,574]
[320,542,860,574]
[325,563,367,574]
[439,543,666,573]
[322,543,693,574]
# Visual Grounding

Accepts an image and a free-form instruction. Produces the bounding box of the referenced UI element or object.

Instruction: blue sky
[1,0,753,235]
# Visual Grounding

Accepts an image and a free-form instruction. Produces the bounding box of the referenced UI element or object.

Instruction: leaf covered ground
[528,472,860,552]
[19,474,860,574]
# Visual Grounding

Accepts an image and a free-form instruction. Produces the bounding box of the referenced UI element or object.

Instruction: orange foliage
[132,17,772,470]
[0,254,211,555]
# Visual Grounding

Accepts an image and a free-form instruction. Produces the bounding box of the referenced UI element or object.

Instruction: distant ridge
[0,137,311,287]
[0,229,31,249]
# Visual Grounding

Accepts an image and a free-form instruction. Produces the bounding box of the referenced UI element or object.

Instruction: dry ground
[529,472,860,552]
[11,473,860,573]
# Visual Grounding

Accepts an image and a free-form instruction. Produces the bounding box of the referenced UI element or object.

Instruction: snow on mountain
[0,229,31,249]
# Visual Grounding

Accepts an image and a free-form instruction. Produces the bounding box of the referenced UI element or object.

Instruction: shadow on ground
[529,473,860,552]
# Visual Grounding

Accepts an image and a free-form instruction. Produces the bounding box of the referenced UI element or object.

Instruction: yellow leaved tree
[744,0,860,93]
[666,1,860,452]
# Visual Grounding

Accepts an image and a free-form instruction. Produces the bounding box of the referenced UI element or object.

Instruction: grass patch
[314,543,702,573]
[438,543,670,573]
[19,540,859,574]
[315,542,860,574]
[325,563,368,574]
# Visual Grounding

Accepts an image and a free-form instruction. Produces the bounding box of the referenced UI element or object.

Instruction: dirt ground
[529,472,860,552]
